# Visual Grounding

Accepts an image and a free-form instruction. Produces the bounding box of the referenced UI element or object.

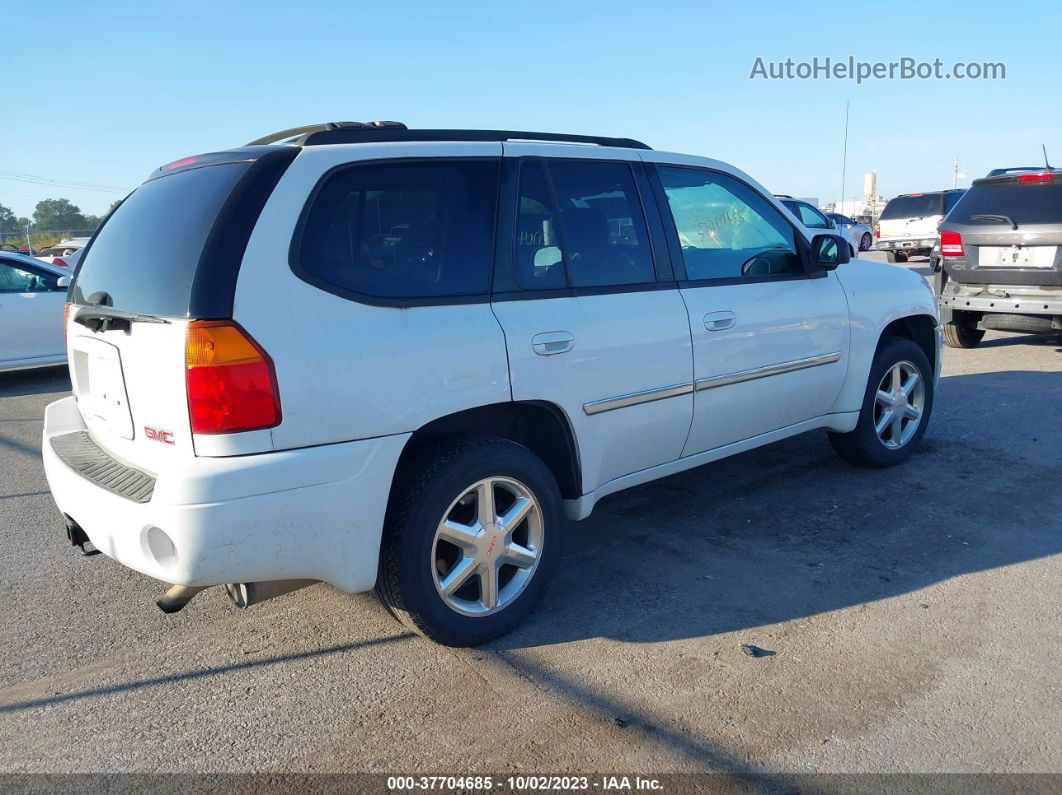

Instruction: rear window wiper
[73,306,170,332]
[970,213,1018,230]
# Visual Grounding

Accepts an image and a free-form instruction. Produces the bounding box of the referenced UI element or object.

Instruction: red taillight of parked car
[63,303,71,338]
[940,230,965,257]
[185,321,281,434]
[1017,172,1054,184]
[52,257,68,268]
[874,223,880,239]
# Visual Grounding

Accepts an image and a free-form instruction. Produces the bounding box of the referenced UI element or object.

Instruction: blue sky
[3,0,1060,218]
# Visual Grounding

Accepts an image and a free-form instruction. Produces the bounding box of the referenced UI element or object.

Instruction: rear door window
[513,159,656,290]
[72,163,252,316]
[949,183,1062,226]
[295,159,500,302]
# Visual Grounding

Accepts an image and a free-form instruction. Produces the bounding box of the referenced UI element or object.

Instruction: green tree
[32,198,88,232]
[0,202,19,232]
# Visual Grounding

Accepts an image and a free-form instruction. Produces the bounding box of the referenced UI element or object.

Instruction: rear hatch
[877,192,952,244]
[66,147,295,470]
[939,173,1062,286]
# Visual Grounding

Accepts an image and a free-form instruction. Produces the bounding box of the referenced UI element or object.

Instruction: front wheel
[377,437,564,646]
[860,232,872,251]
[828,337,934,468]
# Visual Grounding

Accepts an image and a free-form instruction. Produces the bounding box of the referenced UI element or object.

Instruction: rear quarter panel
[828,258,938,413]
[232,142,512,451]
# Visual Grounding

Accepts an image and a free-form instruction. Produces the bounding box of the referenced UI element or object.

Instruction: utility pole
[24,223,32,255]
[953,156,959,189]
[840,99,850,214]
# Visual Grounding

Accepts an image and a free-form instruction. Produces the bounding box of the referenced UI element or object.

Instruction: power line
[0,169,130,194]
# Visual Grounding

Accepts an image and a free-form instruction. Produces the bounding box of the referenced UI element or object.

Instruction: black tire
[885,250,908,263]
[828,337,934,468]
[377,436,564,646]
[942,322,985,348]
[860,232,872,251]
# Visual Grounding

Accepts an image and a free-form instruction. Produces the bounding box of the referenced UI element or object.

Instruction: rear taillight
[52,258,68,268]
[874,223,880,239]
[63,303,71,337]
[184,321,281,434]
[940,230,965,257]
[1017,172,1054,184]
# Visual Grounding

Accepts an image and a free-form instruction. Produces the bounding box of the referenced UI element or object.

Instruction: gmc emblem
[144,426,175,445]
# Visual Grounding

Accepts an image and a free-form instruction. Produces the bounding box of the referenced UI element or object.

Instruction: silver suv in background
[876,190,965,262]
[936,169,1062,348]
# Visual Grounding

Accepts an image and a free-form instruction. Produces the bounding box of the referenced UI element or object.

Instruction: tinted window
[948,183,1062,226]
[0,260,61,293]
[829,213,854,225]
[880,193,945,220]
[72,163,251,315]
[548,160,655,288]
[944,191,964,213]
[791,202,829,229]
[297,160,499,301]
[658,166,802,281]
[514,161,566,290]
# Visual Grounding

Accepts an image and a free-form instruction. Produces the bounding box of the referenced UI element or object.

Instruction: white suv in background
[45,122,940,646]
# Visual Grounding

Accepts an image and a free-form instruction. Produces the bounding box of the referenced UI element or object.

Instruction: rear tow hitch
[64,516,100,557]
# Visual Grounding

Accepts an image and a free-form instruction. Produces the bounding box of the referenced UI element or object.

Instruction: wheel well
[880,315,937,372]
[398,402,582,499]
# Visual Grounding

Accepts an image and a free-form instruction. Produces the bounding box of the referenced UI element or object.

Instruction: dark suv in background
[937,170,1062,348]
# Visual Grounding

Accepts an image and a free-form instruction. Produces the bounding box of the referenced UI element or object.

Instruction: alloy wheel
[431,477,544,617]
[873,360,925,449]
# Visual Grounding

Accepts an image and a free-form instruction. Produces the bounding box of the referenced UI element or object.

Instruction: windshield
[71,163,252,316]
[879,194,945,220]
[949,183,1062,226]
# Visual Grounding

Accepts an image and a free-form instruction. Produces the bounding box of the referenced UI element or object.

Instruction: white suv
[44,122,941,646]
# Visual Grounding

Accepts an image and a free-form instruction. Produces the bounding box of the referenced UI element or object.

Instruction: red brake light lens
[162,155,203,171]
[940,230,965,257]
[185,321,281,434]
[874,223,880,239]
[52,257,68,268]
[1017,172,1054,184]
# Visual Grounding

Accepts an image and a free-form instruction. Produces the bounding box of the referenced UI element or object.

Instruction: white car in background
[827,213,874,252]
[0,253,70,372]
[36,237,91,268]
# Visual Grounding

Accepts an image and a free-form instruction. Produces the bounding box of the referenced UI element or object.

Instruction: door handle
[703,311,736,331]
[532,331,575,356]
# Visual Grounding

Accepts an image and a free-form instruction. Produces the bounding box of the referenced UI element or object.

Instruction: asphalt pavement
[1,254,1059,776]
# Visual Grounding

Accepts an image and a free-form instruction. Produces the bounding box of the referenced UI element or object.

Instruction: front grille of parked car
[50,431,156,503]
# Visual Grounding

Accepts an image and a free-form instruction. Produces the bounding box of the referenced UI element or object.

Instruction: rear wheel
[859,232,872,251]
[828,337,933,468]
[942,322,985,349]
[886,250,908,263]
[377,437,563,646]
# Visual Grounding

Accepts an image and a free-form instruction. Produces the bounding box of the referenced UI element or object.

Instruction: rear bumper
[42,396,409,592]
[941,282,1062,317]
[876,237,936,252]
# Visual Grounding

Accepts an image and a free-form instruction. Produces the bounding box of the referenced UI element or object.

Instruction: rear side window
[72,163,252,315]
[514,159,656,290]
[880,194,944,220]
[0,259,63,292]
[295,159,499,302]
[948,183,1062,226]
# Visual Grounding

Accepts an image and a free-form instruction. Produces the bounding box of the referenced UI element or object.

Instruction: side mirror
[56,276,71,289]
[811,233,850,270]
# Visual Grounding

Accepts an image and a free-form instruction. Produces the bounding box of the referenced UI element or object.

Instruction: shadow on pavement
[0,366,70,398]
[492,370,1062,649]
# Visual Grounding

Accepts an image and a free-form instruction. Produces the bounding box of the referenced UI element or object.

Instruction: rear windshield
[72,163,251,316]
[879,194,945,220]
[948,183,1062,226]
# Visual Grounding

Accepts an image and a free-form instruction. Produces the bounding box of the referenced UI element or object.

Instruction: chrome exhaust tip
[224,580,316,609]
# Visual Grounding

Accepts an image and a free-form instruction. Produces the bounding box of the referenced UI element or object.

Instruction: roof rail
[296,127,651,150]
[247,121,407,146]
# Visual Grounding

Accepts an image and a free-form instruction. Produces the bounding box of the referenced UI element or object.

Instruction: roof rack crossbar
[247,121,407,146]
[297,128,651,150]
